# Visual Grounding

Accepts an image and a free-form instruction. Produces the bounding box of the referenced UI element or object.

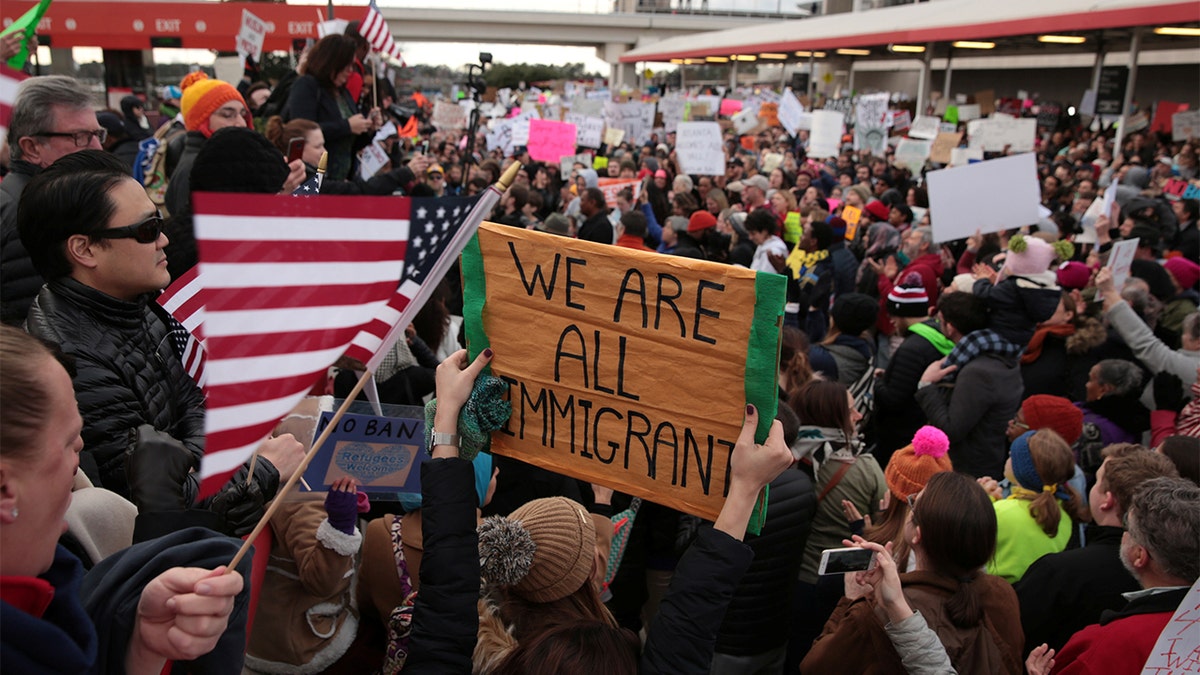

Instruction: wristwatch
[430,431,461,450]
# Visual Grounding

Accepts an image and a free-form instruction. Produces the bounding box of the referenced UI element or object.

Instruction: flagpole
[227,371,374,571]
[226,160,520,573]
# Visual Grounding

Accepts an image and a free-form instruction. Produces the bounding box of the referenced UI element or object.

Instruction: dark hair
[1158,436,1198,485]
[18,149,131,280]
[673,192,698,216]
[777,401,801,447]
[304,35,358,90]
[809,219,834,250]
[342,20,370,51]
[914,472,997,628]
[620,210,647,238]
[508,184,529,211]
[1180,198,1200,222]
[493,620,639,675]
[263,114,319,154]
[780,326,813,399]
[937,291,988,336]
[583,187,605,210]
[0,325,57,463]
[789,379,854,440]
[744,208,777,235]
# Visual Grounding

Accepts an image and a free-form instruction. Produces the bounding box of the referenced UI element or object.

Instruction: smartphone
[420,140,430,155]
[287,137,306,163]
[818,547,877,575]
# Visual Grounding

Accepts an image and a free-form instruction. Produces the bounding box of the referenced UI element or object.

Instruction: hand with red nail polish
[714,403,793,541]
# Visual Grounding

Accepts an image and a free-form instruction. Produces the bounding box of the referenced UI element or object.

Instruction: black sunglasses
[93,213,164,244]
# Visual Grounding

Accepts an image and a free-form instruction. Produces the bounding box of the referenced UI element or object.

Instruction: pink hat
[1005,234,1072,277]
[654,169,668,179]
[1164,256,1200,290]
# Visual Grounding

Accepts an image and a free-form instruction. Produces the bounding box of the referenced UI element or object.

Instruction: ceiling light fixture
[889,44,926,53]
[952,40,996,49]
[1038,35,1086,44]
[836,48,871,56]
[1154,26,1200,36]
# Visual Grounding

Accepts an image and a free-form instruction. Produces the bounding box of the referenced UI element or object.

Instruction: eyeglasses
[35,128,107,147]
[93,212,164,244]
[906,493,920,525]
[211,106,247,120]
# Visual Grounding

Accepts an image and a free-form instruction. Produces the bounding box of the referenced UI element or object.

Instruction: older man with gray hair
[1,75,102,325]
[1043,477,1199,675]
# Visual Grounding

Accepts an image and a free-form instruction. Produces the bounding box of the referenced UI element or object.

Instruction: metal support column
[942,47,953,100]
[1113,28,1141,152]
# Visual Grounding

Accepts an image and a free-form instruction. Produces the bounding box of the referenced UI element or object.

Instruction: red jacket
[615,233,652,252]
[1052,588,1188,674]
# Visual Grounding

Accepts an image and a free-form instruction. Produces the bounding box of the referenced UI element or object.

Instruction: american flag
[0,64,29,147]
[292,171,323,197]
[345,194,481,370]
[359,0,405,65]
[158,266,208,392]
[191,191,410,497]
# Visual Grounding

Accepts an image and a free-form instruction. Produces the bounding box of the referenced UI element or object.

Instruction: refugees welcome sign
[462,223,784,520]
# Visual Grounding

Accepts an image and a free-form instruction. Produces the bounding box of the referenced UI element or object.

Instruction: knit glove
[423,373,512,460]
[324,485,360,535]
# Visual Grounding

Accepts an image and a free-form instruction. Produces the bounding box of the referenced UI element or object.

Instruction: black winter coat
[25,278,209,497]
[164,131,206,218]
[714,468,817,657]
[0,160,42,325]
[874,321,947,462]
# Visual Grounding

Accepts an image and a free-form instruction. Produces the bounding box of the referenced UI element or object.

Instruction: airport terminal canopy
[619,0,1200,63]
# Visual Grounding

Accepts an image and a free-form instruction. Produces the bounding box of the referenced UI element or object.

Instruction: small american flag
[359,0,405,65]
[0,64,29,146]
[345,194,481,369]
[291,171,323,196]
[158,266,208,392]
[192,192,410,497]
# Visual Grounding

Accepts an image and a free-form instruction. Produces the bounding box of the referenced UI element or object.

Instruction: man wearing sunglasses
[18,150,303,540]
[1,75,104,326]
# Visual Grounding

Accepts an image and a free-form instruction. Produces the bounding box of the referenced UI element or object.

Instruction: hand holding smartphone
[287,137,305,164]
[818,546,877,575]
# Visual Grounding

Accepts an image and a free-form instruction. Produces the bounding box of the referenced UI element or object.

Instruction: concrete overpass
[378,8,765,87]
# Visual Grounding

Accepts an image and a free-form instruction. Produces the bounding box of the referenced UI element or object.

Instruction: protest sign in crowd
[0,17,1198,675]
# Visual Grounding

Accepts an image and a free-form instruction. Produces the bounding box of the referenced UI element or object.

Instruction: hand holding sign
[432,348,495,454]
[714,405,792,541]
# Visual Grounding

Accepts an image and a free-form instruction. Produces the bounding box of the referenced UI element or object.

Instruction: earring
[9,507,16,519]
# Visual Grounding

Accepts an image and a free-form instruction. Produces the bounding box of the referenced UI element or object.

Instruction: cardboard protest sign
[1107,238,1139,288]
[777,88,806,137]
[603,126,625,147]
[527,119,578,162]
[929,131,963,164]
[957,104,982,122]
[926,153,1040,243]
[674,122,725,177]
[949,147,984,167]
[891,110,912,131]
[657,97,687,134]
[432,100,468,131]
[808,110,844,158]
[1173,110,1200,141]
[1164,178,1200,201]
[841,205,862,241]
[486,120,514,155]
[564,113,605,148]
[461,223,785,521]
[894,138,932,173]
[510,111,539,147]
[974,90,996,116]
[1095,66,1127,115]
[373,121,397,143]
[908,115,941,140]
[597,178,641,209]
[236,9,267,66]
[302,409,428,494]
[759,103,780,128]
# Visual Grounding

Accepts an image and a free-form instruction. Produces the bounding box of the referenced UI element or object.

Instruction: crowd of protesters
[1,22,1199,675]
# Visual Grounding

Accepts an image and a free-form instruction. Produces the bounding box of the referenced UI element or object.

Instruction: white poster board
[1107,238,1139,288]
[1141,578,1200,674]
[564,113,604,148]
[957,104,982,121]
[432,100,468,131]
[808,110,844,158]
[236,9,267,66]
[894,138,932,173]
[949,146,984,167]
[855,92,889,154]
[778,88,806,137]
[510,110,539,147]
[674,122,725,177]
[1173,110,1200,141]
[657,97,687,134]
[925,153,1041,243]
[359,142,389,180]
[970,117,1038,152]
[908,115,941,140]
[732,105,761,135]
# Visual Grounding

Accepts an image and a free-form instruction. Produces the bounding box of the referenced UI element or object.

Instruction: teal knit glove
[424,374,512,460]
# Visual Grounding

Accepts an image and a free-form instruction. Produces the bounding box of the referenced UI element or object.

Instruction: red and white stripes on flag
[191,192,410,497]
[360,0,405,65]
[158,266,209,392]
[0,65,29,146]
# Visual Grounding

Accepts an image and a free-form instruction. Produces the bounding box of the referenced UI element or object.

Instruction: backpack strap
[818,461,853,502]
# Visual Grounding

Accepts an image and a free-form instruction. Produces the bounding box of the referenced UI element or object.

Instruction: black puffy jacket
[25,278,278,511]
[713,467,817,658]
[0,160,43,325]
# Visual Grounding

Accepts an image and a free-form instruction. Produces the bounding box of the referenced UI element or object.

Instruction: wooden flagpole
[228,371,373,570]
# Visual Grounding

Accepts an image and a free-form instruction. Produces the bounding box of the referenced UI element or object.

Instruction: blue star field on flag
[291,172,323,196]
[405,195,480,285]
